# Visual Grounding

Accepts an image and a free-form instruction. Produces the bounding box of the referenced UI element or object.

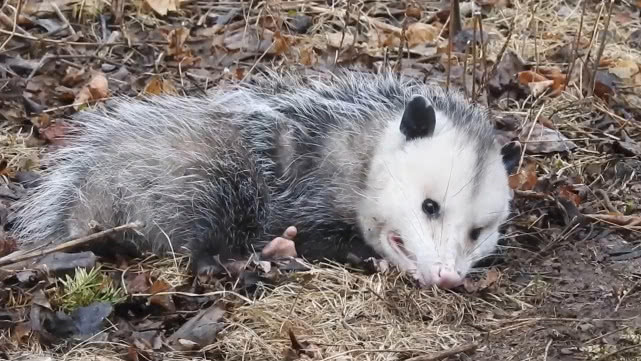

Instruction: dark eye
[470,227,482,242]
[422,198,440,217]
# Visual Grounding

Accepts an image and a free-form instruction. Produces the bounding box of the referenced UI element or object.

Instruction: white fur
[358,110,512,286]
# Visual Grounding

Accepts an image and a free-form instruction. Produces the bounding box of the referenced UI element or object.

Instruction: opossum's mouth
[387,231,414,261]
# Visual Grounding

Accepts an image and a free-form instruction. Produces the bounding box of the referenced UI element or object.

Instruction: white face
[358,111,513,289]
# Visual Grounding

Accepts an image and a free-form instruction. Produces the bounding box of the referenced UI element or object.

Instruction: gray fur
[9,69,496,270]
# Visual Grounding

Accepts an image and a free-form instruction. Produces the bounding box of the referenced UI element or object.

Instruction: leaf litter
[1,0,641,360]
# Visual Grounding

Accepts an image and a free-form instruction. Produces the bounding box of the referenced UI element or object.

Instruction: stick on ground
[0,221,144,267]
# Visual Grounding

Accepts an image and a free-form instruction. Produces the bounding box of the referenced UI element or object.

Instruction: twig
[463,41,470,100]
[588,0,615,97]
[472,13,478,103]
[51,1,77,38]
[582,0,606,88]
[564,0,587,91]
[395,14,409,74]
[450,0,462,38]
[308,5,401,34]
[0,221,144,267]
[403,343,478,361]
[335,0,353,65]
[585,214,641,227]
[446,0,458,91]
[486,15,516,103]
[614,279,640,312]
[598,344,641,361]
[476,11,488,105]
[0,0,24,52]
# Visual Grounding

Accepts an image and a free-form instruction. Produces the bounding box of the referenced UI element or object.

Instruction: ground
[0,0,640,360]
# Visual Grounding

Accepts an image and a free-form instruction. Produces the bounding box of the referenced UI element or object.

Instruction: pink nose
[431,265,463,289]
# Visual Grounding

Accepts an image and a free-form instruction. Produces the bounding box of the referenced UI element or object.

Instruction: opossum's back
[11,93,269,252]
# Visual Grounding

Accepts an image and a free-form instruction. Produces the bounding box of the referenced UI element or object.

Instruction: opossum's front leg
[260,226,298,259]
[192,226,298,278]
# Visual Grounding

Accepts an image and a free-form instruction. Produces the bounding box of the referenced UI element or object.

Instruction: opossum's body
[9,70,519,288]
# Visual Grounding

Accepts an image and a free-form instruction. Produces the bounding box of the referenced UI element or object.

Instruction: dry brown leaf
[608,59,639,79]
[272,32,290,56]
[464,268,501,292]
[144,0,179,16]
[508,161,537,191]
[40,122,68,145]
[149,279,175,312]
[517,71,548,85]
[126,272,151,294]
[538,67,567,95]
[405,6,422,18]
[527,79,554,97]
[299,47,318,66]
[73,72,109,109]
[167,27,190,57]
[406,23,439,47]
[143,76,177,95]
[558,185,582,207]
[88,74,109,100]
[0,238,17,258]
[325,32,355,49]
[61,67,86,87]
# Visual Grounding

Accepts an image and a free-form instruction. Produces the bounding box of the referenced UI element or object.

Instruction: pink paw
[261,226,298,259]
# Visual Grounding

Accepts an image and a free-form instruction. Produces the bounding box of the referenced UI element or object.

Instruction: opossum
[8,69,520,289]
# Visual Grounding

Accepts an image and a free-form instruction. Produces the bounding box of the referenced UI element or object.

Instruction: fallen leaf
[167,304,225,350]
[487,50,526,99]
[0,238,17,258]
[614,136,641,157]
[167,27,190,58]
[538,67,567,95]
[508,161,537,191]
[290,15,313,34]
[326,32,355,49]
[517,70,548,85]
[149,279,175,312]
[406,23,439,47]
[452,28,489,53]
[71,302,113,339]
[592,70,617,101]
[272,32,290,56]
[299,46,318,66]
[558,185,582,207]
[527,79,554,97]
[464,268,501,292]
[125,272,151,294]
[144,0,179,16]
[73,72,109,110]
[40,122,68,145]
[608,59,639,79]
[36,252,97,277]
[406,6,422,18]
[522,123,577,154]
[143,76,177,95]
[61,67,86,87]
[627,29,641,49]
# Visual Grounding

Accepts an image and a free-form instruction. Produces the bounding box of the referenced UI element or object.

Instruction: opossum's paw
[261,226,298,259]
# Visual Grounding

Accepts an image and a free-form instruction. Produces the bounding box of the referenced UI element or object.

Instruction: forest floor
[1,0,641,360]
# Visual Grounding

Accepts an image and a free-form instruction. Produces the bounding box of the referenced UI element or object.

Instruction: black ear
[400,96,436,141]
[500,141,521,175]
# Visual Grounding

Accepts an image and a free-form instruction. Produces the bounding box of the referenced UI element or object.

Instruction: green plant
[54,266,126,312]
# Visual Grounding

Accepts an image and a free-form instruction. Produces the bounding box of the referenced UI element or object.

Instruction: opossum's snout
[385,231,463,289]
[423,264,464,289]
